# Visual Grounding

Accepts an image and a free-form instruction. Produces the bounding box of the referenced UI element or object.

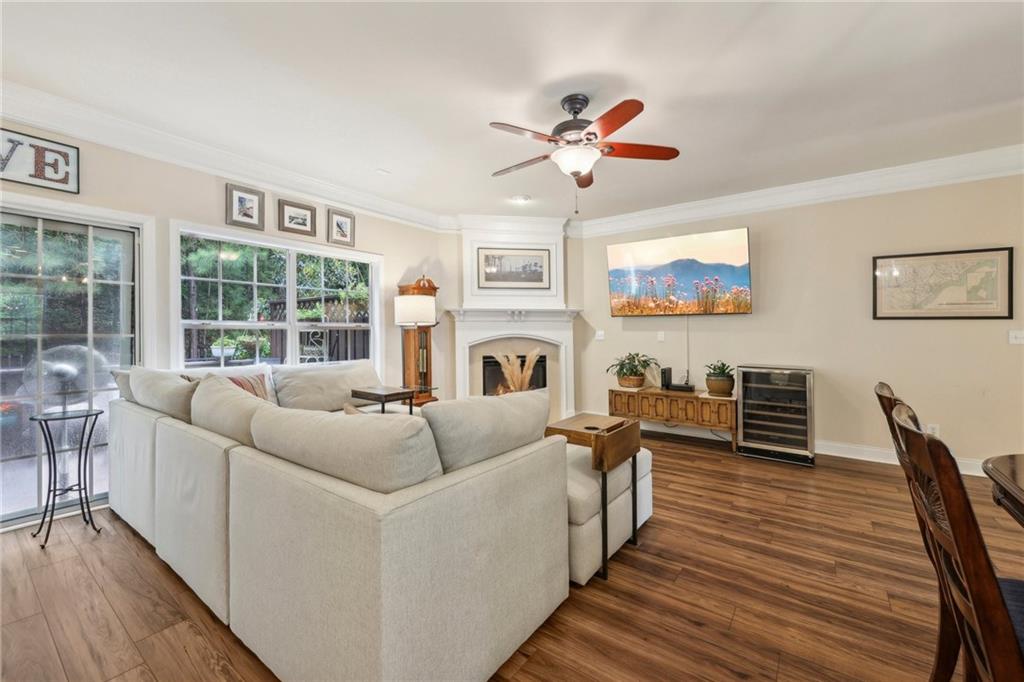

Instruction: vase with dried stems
[495,348,541,394]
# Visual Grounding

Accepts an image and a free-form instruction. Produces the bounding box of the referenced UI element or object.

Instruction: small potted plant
[210,337,236,359]
[606,352,659,388]
[705,361,735,397]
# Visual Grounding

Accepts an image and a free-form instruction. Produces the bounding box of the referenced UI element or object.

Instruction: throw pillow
[191,375,267,447]
[225,374,270,401]
[271,360,382,411]
[129,367,199,423]
[110,369,135,402]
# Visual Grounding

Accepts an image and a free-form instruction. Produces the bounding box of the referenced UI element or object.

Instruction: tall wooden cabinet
[608,387,737,451]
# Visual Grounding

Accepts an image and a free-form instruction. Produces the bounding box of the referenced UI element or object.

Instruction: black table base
[598,453,639,581]
[30,410,102,548]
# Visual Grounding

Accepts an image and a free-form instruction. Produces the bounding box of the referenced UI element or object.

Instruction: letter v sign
[0,138,23,171]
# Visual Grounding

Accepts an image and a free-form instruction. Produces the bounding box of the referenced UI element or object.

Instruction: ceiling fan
[490,93,679,189]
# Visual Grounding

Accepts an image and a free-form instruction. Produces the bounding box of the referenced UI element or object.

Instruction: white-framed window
[1,211,138,521]
[173,223,381,371]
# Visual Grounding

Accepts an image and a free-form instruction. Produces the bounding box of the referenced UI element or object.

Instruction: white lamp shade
[394,294,436,326]
[550,145,602,177]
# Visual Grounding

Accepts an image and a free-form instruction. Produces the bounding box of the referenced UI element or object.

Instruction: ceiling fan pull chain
[574,187,580,216]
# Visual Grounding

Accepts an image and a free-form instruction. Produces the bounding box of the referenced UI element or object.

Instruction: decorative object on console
[477,247,550,289]
[607,227,752,317]
[606,352,659,389]
[225,183,265,230]
[873,247,1013,319]
[494,349,542,393]
[705,361,735,397]
[395,274,439,406]
[737,365,814,466]
[278,198,316,236]
[1,128,80,194]
[327,207,356,247]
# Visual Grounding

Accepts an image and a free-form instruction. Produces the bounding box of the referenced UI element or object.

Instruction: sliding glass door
[0,212,137,523]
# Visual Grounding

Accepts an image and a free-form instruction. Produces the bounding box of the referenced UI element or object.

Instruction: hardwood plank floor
[1,437,1020,681]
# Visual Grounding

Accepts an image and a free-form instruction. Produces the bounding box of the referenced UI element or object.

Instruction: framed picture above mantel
[477,247,551,289]
[873,247,1013,319]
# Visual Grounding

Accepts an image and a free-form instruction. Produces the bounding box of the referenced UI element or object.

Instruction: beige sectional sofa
[107,360,571,680]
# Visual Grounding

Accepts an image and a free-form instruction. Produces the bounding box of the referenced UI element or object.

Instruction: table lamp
[395,274,439,406]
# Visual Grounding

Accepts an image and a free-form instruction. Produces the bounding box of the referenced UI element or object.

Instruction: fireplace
[483,354,547,395]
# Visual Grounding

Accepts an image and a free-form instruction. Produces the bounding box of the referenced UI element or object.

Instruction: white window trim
[168,219,383,377]
[0,192,158,366]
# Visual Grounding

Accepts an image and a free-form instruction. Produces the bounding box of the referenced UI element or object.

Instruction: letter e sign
[0,129,80,194]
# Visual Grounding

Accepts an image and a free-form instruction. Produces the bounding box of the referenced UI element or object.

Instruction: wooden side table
[350,386,416,415]
[545,413,641,579]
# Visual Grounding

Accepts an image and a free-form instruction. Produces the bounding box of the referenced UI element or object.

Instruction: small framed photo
[278,199,316,237]
[225,183,265,230]
[873,247,1013,319]
[477,248,551,289]
[327,207,356,247]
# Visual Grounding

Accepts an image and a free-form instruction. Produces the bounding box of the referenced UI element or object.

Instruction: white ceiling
[2,3,1022,221]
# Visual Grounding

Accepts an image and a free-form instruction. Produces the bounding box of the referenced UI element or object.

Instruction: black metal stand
[30,410,102,548]
[629,454,638,545]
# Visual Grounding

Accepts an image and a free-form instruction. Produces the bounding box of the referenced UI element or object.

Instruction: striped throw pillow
[226,374,270,401]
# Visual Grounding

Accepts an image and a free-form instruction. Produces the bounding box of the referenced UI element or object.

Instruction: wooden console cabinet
[608,387,737,451]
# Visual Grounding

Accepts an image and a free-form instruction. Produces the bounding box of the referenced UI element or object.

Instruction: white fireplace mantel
[450,308,580,418]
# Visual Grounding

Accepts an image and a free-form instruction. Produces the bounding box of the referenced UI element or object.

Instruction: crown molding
[4,83,1020,240]
[567,144,1024,238]
[0,82,447,232]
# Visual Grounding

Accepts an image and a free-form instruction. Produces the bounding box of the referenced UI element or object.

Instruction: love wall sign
[1,129,80,194]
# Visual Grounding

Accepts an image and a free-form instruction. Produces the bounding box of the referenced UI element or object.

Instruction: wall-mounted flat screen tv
[607,227,752,317]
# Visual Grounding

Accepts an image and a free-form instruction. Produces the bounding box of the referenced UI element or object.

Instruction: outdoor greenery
[606,352,660,378]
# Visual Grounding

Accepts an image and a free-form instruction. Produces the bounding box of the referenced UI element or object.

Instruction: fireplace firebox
[482,355,547,395]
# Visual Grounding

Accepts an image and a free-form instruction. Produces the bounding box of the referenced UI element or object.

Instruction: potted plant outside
[211,337,237,359]
[606,353,659,389]
[705,361,735,397]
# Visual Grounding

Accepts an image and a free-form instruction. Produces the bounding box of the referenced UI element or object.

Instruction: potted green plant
[210,336,236,359]
[705,361,735,397]
[606,353,659,388]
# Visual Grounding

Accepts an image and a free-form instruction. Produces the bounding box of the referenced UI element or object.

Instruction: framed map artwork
[873,247,1013,319]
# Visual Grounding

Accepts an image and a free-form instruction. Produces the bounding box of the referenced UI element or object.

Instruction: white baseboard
[605,413,988,478]
[815,440,985,478]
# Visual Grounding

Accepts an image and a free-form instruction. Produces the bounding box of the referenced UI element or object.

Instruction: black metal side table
[30,409,103,548]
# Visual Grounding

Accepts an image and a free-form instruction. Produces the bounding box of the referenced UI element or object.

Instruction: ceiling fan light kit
[489,92,680,190]
[551,145,602,177]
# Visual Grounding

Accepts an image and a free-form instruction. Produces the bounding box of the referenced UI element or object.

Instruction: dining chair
[892,404,1024,681]
[875,382,959,681]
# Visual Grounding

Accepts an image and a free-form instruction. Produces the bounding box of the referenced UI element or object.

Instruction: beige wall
[0,124,458,398]
[569,176,1024,460]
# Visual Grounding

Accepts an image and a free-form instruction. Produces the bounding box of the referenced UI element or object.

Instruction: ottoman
[566,443,653,585]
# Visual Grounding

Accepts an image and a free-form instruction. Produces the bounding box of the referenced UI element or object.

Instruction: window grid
[0,212,138,523]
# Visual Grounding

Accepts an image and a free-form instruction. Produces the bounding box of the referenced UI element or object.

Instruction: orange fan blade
[582,99,643,142]
[575,170,594,189]
[492,154,550,177]
[599,142,679,160]
[489,122,563,145]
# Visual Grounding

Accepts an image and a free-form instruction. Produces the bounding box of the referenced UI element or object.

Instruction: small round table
[29,409,103,548]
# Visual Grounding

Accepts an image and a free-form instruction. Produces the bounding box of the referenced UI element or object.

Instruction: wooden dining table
[983,454,1024,528]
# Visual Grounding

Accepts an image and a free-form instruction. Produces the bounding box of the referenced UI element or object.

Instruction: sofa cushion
[250,405,442,493]
[191,375,269,447]
[566,444,652,525]
[421,390,549,473]
[183,363,278,404]
[129,367,199,423]
[271,360,381,411]
[111,369,135,402]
